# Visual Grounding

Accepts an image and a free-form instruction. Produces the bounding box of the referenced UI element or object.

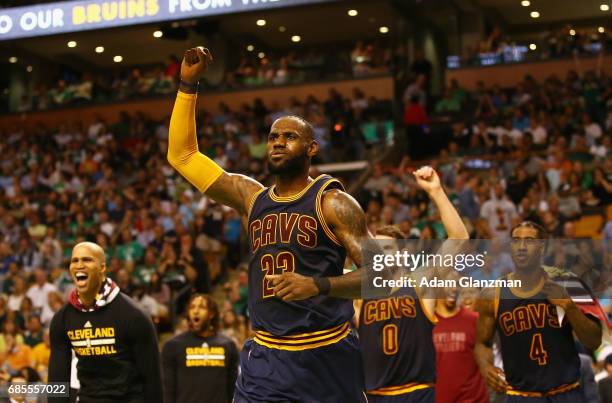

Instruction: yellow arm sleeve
[168,91,224,193]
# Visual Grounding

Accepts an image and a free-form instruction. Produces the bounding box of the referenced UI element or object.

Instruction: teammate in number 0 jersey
[357,167,469,403]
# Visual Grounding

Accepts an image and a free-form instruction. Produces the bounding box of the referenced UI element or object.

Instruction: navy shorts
[234,331,365,403]
[366,387,434,403]
[505,387,584,403]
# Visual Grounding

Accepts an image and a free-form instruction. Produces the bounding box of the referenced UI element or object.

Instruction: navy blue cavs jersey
[358,286,436,393]
[496,276,581,393]
[247,174,353,336]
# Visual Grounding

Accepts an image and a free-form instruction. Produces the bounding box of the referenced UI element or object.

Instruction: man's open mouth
[75,272,88,287]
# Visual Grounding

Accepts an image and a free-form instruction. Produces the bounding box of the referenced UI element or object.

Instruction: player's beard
[268,152,308,176]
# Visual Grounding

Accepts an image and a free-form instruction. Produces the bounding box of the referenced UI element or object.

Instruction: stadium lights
[8,56,17,63]
[291,35,301,43]
[279,26,286,32]
[246,44,254,52]
[598,26,605,33]
[258,52,265,59]
[348,9,358,16]
[530,10,540,18]
[153,30,163,38]
[601,4,610,11]
[529,43,537,50]
[67,40,77,48]
[379,26,389,34]
[521,0,530,6]
[256,19,266,26]
[113,55,123,63]
[95,46,104,53]
[26,65,32,72]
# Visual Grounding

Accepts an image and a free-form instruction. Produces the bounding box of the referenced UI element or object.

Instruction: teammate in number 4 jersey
[475,221,602,402]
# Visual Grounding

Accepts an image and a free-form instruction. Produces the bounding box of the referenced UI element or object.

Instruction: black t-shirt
[161,332,238,403]
[48,293,162,403]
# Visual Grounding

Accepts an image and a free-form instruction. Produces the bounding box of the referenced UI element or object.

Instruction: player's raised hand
[181,46,213,84]
[413,166,442,193]
[267,272,319,301]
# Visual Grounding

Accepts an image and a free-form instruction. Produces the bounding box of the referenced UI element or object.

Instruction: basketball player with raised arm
[169,46,405,402]
[357,168,469,403]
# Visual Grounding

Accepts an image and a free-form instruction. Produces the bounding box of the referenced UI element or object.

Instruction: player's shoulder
[320,187,364,222]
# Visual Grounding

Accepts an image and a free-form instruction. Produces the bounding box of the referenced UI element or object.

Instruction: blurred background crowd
[0,0,610,399]
[13,40,391,113]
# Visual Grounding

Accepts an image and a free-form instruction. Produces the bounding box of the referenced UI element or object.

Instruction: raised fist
[413,165,442,193]
[180,46,213,84]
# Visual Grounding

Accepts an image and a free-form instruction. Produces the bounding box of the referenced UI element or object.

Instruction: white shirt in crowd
[27,282,58,324]
[584,122,602,144]
[481,197,518,240]
[531,125,547,145]
[493,125,523,146]
[7,294,24,312]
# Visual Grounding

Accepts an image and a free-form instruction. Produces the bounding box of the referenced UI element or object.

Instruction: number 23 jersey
[247,174,353,336]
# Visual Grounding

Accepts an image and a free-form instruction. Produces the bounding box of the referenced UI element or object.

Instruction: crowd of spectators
[0,86,392,383]
[458,25,609,68]
[1,36,611,396]
[397,56,611,296]
[14,41,391,113]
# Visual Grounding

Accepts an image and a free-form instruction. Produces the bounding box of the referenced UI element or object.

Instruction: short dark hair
[187,293,220,332]
[282,115,314,141]
[511,221,547,239]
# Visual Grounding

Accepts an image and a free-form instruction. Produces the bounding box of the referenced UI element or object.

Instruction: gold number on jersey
[261,251,295,298]
[529,333,548,366]
[382,324,399,355]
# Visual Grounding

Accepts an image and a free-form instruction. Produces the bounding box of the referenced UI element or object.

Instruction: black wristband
[179,79,199,91]
[313,276,330,296]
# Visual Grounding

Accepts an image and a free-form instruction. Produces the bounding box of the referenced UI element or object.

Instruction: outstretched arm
[408,166,469,300]
[168,47,263,215]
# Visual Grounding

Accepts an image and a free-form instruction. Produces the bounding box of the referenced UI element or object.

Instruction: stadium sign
[0,0,334,41]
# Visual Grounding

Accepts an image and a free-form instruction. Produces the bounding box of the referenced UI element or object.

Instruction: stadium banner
[358,238,611,326]
[0,0,336,41]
